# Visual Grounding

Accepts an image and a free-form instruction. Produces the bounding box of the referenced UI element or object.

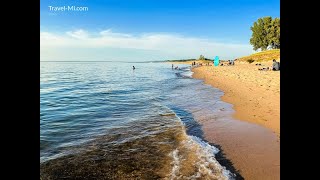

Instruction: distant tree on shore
[199,55,205,60]
[250,17,280,51]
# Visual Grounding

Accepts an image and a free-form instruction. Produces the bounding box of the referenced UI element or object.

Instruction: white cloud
[40,29,253,61]
[66,29,89,39]
[100,29,132,38]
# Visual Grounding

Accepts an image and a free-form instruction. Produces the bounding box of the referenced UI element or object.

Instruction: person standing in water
[133,66,135,70]
[172,64,174,69]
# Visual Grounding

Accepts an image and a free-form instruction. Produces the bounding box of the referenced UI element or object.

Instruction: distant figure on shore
[172,64,174,69]
[133,66,135,70]
[258,67,269,71]
[227,60,235,66]
[272,59,280,71]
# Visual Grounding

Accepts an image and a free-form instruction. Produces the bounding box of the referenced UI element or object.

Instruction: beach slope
[192,63,280,136]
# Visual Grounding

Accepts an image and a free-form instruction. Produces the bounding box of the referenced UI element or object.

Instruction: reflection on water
[40,62,235,179]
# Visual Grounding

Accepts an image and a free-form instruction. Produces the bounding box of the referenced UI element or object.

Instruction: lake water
[40,61,235,179]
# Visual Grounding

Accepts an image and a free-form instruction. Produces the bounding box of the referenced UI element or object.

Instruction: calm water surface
[40,62,235,179]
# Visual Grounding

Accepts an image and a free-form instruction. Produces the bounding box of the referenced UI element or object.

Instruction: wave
[166,116,235,180]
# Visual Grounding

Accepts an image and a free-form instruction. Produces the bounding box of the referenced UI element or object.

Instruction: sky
[40,0,280,61]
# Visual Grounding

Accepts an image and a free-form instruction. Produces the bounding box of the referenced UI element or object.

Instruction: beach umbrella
[214,56,219,66]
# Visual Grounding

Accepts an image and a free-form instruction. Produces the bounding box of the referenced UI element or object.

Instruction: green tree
[199,55,205,60]
[268,18,280,49]
[250,17,280,51]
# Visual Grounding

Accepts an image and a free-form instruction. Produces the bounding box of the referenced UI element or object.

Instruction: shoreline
[191,64,280,137]
[168,61,280,179]
[189,63,280,179]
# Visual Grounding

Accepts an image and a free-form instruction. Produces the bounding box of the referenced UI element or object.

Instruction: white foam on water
[166,122,235,180]
[180,66,194,78]
[188,135,235,180]
[168,149,181,179]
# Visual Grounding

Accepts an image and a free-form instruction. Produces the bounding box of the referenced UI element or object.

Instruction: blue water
[40,62,235,179]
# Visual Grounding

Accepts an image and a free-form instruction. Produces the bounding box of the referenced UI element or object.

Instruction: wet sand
[191,63,280,179]
[193,110,280,180]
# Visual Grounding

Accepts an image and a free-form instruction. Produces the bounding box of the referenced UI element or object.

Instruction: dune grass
[237,49,280,62]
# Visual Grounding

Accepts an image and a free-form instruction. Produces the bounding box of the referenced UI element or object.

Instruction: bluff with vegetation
[237,49,280,63]
[250,17,280,51]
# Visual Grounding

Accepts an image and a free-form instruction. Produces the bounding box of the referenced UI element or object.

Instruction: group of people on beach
[258,59,280,71]
[221,60,235,66]
[220,60,235,66]
[192,61,211,67]
[192,62,203,66]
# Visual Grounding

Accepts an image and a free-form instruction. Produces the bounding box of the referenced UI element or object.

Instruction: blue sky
[40,0,280,61]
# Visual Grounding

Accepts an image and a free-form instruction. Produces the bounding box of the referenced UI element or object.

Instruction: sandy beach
[191,62,280,179]
[170,60,280,136]
[192,63,280,136]
[169,60,280,179]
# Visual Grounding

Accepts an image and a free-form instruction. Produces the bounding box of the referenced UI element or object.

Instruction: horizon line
[40,60,166,63]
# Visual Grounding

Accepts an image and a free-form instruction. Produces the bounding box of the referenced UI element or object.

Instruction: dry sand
[192,62,280,136]
[189,62,280,180]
